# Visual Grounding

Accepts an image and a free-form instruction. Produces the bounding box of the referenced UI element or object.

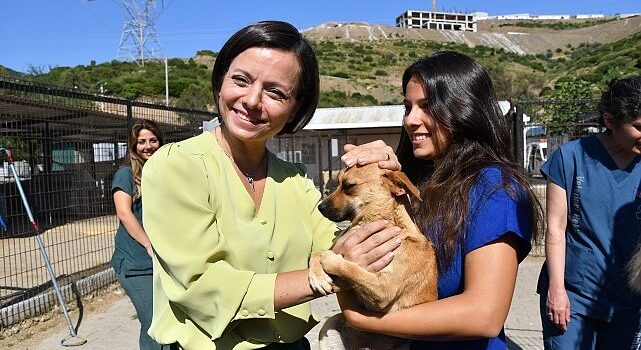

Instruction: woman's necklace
[231,152,267,192]
[215,128,267,192]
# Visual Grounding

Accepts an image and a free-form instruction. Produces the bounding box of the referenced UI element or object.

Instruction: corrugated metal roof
[304,105,404,130]
[304,101,511,130]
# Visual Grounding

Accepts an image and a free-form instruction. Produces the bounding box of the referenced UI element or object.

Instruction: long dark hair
[211,20,319,134]
[397,51,543,266]
[124,118,164,200]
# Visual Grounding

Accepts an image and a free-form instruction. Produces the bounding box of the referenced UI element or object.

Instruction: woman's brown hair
[397,51,543,267]
[211,20,319,135]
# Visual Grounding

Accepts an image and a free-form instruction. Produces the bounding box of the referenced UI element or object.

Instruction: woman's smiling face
[403,76,450,160]
[217,47,301,143]
[135,128,160,160]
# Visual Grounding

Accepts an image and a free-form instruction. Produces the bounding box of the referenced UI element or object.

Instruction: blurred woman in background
[111,118,164,350]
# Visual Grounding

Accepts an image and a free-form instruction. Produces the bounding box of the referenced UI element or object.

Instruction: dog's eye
[342,182,355,192]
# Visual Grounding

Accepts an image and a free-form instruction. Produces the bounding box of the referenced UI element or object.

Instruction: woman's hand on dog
[342,141,401,171]
[332,220,402,272]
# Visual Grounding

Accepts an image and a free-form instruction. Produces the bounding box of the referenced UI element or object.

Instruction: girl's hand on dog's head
[341,141,401,171]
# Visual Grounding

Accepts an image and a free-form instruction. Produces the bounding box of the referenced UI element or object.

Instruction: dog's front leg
[309,252,337,295]
[317,251,397,310]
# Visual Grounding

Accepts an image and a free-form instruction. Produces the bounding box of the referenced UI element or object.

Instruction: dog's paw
[309,254,335,296]
[309,269,334,296]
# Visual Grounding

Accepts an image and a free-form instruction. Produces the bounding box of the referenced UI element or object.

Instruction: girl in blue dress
[336,51,543,350]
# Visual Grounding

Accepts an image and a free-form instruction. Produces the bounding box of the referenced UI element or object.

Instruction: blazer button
[257,309,266,316]
[267,251,275,260]
[241,309,249,317]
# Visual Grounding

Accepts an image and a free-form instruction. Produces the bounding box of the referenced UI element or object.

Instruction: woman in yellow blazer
[142,21,401,350]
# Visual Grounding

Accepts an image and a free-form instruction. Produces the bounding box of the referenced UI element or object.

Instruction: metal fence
[514,98,602,246]
[0,75,216,327]
[0,73,604,327]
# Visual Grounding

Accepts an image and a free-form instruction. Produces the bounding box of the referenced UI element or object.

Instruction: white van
[525,141,547,177]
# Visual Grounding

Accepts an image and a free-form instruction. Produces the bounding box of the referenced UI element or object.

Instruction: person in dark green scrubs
[111,118,164,350]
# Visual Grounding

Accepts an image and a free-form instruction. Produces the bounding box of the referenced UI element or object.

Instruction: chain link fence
[515,98,602,249]
[0,76,215,327]
[0,74,603,327]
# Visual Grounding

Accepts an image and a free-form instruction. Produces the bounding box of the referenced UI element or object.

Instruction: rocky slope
[302,16,641,55]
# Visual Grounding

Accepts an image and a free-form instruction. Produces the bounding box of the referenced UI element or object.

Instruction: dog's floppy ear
[383,171,422,201]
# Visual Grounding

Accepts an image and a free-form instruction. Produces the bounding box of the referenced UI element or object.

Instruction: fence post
[126,100,133,132]
[514,103,525,168]
[317,132,324,195]
[42,122,52,174]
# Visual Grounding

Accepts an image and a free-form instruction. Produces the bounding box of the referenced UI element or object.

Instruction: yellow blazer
[142,132,338,349]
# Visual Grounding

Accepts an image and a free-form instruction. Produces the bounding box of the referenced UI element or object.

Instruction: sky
[1,0,640,73]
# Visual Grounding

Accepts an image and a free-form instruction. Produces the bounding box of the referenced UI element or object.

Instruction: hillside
[304,16,641,106]
[2,16,640,110]
[302,16,641,55]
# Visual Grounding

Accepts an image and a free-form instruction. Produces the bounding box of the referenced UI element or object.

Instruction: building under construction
[396,10,477,32]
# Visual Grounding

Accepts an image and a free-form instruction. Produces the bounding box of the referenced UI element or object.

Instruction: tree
[539,79,600,135]
[176,84,212,110]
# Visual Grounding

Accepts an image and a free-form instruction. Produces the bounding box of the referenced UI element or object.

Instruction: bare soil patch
[0,283,124,349]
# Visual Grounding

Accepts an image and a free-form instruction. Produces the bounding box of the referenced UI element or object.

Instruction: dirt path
[0,283,127,349]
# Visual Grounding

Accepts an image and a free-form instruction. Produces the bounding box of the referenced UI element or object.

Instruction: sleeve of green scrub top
[142,143,277,341]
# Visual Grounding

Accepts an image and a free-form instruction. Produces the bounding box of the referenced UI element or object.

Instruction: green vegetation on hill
[538,31,641,107]
[314,39,551,105]
[498,18,617,30]
[2,25,640,112]
[24,58,214,110]
[0,66,24,77]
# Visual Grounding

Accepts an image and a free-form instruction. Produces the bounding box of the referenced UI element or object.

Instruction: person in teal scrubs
[142,21,402,350]
[111,118,164,350]
[538,76,641,349]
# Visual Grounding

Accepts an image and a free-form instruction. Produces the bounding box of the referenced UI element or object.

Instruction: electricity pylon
[116,0,164,66]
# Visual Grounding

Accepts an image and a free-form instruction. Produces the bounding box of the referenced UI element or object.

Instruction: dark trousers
[540,295,641,350]
[117,272,162,350]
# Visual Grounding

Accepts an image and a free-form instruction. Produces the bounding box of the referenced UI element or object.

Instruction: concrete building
[396,10,477,32]
[576,14,605,19]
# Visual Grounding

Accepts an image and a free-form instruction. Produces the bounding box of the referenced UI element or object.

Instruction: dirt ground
[0,283,126,349]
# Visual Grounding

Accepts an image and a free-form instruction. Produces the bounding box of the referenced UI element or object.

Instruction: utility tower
[117,0,164,65]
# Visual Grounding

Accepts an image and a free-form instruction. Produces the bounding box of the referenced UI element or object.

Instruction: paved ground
[29,256,545,350]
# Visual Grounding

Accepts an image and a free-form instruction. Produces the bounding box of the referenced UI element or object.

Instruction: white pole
[164,57,169,106]
[100,83,105,111]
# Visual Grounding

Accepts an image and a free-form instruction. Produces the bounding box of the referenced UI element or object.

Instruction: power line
[116,0,164,66]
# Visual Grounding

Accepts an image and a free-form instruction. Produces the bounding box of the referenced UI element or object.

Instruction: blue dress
[412,167,533,350]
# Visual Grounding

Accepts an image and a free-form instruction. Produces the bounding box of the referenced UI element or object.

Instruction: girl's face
[607,114,641,155]
[136,128,160,160]
[403,76,450,160]
[218,47,301,144]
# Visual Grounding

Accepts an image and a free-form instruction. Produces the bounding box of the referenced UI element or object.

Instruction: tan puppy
[309,163,438,350]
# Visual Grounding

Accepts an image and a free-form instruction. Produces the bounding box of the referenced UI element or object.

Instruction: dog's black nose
[318,202,329,216]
